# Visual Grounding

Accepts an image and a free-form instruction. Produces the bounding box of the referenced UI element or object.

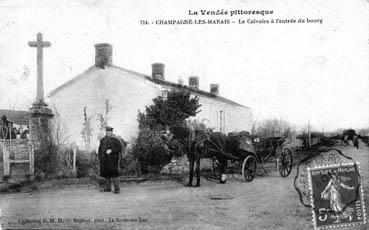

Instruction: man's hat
[105,126,113,131]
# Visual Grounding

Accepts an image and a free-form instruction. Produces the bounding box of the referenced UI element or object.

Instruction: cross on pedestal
[28,33,51,105]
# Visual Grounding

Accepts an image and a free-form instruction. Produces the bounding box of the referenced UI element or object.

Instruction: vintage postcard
[0,0,368,230]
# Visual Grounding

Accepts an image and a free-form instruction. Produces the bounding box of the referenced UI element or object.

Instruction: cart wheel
[277,148,293,177]
[211,158,221,180]
[242,155,257,182]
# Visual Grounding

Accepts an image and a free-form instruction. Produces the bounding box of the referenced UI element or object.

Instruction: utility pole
[322,126,325,137]
[308,120,311,149]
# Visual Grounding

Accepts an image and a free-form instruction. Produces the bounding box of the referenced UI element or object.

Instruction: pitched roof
[48,65,250,109]
[48,66,96,97]
[0,110,29,125]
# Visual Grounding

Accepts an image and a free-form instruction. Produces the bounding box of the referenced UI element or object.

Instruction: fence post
[29,142,34,181]
[3,143,10,178]
[73,147,77,177]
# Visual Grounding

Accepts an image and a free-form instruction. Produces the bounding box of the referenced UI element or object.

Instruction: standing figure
[0,115,9,139]
[320,172,354,223]
[342,135,348,145]
[352,135,359,149]
[98,126,122,194]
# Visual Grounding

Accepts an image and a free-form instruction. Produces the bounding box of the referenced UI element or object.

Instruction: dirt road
[1,144,368,230]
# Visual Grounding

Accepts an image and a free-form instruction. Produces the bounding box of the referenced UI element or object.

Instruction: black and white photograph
[0,0,368,229]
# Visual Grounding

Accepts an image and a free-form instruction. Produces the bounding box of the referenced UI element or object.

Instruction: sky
[0,0,368,132]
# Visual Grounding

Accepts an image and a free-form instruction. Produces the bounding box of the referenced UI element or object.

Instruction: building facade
[47,44,252,149]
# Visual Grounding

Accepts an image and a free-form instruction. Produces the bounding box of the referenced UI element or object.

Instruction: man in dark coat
[98,126,122,193]
[352,135,359,149]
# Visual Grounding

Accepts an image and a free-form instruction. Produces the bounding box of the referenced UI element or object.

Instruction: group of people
[98,126,127,194]
[0,115,29,140]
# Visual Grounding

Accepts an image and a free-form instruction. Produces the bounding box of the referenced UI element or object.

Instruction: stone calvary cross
[28,33,51,104]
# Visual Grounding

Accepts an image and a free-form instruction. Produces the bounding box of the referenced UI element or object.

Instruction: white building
[48,44,252,149]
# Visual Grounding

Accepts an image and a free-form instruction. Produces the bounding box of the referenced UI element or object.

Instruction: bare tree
[97,99,113,140]
[250,114,260,136]
[255,118,295,139]
[81,106,93,151]
[51,105,70,146]
[7,96,18,111]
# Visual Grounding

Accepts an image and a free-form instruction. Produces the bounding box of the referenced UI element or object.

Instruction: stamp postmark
[307,163,366,229]
[294,148,358,208]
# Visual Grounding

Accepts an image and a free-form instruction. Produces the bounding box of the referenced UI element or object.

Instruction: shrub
[87,151,100,178]
[138,88,201,129]
[119,148,140,176]
[53,144,99,179]
[132,128,172,174]
[75,151,99,178]
[132,89,201,174]
[167,138,184,158]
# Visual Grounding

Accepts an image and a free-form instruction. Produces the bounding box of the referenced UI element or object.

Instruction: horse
[168,125,228,187]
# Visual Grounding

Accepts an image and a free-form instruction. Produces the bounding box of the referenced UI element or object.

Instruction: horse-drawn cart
[208,132,293,182]
[169,126,294,186]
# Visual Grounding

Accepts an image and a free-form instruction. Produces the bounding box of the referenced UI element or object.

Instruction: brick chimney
[210,83,219,95]
[95,43,112,68]
[152,63,165,80]
[188,76,199,89]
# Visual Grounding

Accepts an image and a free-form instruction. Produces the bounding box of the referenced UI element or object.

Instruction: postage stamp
[307,163,366,230]
[294,148,357,208]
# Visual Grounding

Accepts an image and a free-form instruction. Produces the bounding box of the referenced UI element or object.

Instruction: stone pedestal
[29,102,54,152]
[29,102,55,178]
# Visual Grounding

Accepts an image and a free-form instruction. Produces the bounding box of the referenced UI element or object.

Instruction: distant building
[47,44,252,149]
